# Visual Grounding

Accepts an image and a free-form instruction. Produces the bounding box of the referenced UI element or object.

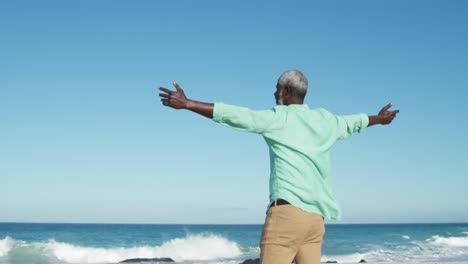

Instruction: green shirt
[212,103,369,220]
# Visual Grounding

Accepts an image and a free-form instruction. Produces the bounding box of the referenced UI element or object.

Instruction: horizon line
[1,221,468,225]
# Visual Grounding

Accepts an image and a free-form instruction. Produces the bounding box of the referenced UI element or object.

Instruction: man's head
[275,70,308,105]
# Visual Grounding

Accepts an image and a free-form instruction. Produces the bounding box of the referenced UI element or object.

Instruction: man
[158,70,399,264]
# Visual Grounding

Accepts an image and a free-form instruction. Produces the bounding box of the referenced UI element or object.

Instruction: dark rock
[324,261,338,263]
[119,258,175,263]
[359,259,367,263]
[239,259,260,264]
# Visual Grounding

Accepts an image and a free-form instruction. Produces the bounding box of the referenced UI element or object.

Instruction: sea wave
[2,233,468,263]
[323,235,468,263]
[0,237,14,257]
[0,234,242,264]
[428,235,468,247]
[322,252,366,263]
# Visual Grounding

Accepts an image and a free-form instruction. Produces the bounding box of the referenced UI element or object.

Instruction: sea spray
[322,234,468,263]
[428,235,468,247]
[0,237,13,257]
[47,233,241,263]
[154,233,241,261]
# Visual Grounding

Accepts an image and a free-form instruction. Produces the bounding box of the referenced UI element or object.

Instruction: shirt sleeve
[334,113,369,140]
[212,102,275,134]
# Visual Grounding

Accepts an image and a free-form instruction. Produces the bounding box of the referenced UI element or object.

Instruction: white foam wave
[47,233,241,263]
[323,248,421,263]
[322,252,366,263]
[322,247,435,263]
[428,235,468,247]
[153,233,242,261]
[462,232,468,235]
[0,234,242,264]
[402,235,411,240]
[323,235,468,263]
[0,237,14,257]
[48,241,148,263]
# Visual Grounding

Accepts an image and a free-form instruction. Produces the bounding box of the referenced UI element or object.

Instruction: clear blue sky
[1,0,467,224]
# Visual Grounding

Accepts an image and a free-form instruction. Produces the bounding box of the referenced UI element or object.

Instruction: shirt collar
[275,104,309,111]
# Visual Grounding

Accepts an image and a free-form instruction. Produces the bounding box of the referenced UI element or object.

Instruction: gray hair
[277,70,308,98]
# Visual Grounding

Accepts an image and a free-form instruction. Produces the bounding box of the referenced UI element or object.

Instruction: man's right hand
[158,81,214,119]
[378,103,400,125]
[159,82,189,109]
[368,103,400,126]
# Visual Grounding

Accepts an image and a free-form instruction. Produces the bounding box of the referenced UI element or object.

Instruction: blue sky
[1,0,467,224]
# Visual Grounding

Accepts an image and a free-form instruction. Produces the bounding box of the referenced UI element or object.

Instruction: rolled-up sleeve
[334,113,369,140]
[212,102,275,134]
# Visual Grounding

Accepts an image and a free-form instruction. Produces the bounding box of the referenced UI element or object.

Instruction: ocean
[1,223,468,264]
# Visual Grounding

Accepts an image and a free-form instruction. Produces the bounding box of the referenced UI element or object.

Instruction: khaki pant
[260,203,325,264]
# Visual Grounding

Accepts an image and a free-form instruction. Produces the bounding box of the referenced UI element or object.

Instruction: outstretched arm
[159,82,275,134]
[159,82,214,119]
[368,103,400,126]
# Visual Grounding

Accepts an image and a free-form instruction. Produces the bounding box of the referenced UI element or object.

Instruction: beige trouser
[260,202,325,264]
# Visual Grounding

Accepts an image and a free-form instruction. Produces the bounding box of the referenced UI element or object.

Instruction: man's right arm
[159,82,275,133]
[368,103,400,126]
[186,100,214,119]
[159,82,214,119]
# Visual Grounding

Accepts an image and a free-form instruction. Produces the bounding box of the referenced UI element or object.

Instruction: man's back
[213,102,368,220]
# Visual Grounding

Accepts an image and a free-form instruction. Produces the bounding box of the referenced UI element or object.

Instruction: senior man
[158,70,399,264]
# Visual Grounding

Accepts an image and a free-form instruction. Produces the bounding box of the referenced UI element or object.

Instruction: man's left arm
[333,103,399,140]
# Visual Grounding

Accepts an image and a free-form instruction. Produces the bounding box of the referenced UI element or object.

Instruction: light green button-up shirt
[212,103,369,220]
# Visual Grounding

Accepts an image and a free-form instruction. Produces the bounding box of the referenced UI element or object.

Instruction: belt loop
[274,199,277,207]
